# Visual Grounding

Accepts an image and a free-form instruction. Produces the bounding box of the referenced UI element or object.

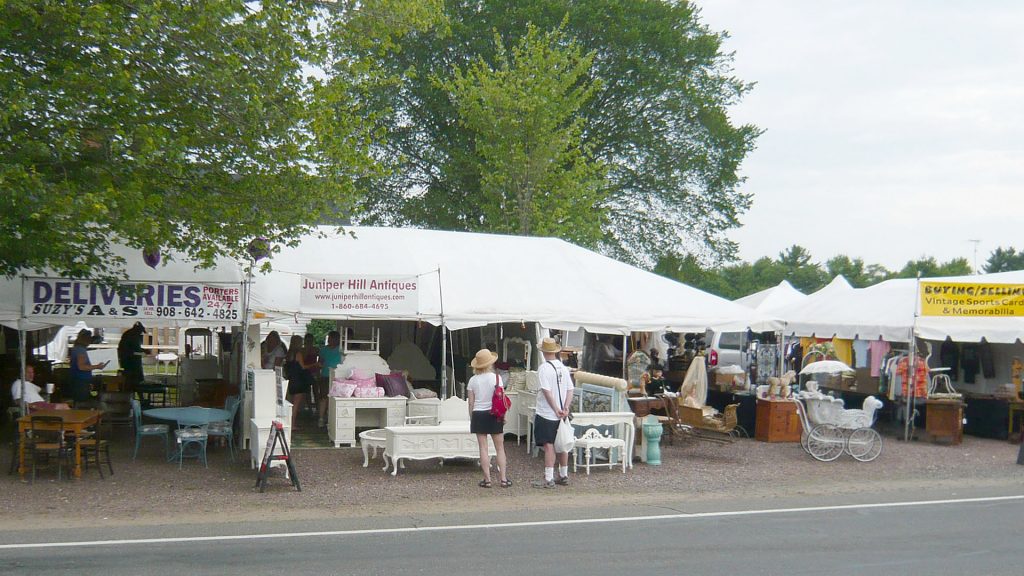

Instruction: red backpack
[490,373,512,421]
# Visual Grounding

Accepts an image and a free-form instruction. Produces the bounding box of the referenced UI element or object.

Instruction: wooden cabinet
[925,400,963,445]
[755,399,802,442]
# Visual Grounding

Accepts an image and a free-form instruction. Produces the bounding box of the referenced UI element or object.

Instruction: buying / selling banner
[920,281,1024,317]
[25,278,242,322]
[299,274,419,316]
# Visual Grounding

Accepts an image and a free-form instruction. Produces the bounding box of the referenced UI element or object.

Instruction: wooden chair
[79,421,113,478]
[28,415,71,482]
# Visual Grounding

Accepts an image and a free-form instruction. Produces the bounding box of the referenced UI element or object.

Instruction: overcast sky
[696,1,1024,272]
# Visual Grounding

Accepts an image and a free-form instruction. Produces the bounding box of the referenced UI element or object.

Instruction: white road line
[2,494,1021,550]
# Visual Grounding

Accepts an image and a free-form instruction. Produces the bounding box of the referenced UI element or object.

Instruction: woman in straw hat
[467,348,510,488]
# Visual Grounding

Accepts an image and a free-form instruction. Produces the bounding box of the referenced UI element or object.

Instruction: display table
[383,422,495,476]
[328,396,407,447]
[755,399,801,442]
[925,399,964,445]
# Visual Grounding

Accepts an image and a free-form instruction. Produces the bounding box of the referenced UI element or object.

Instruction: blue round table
[144,406,230,426]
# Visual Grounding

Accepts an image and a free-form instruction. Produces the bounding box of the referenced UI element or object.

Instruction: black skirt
[470,410,504,435]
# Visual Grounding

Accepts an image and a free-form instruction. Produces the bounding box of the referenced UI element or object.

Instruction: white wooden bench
[383,397,496,476]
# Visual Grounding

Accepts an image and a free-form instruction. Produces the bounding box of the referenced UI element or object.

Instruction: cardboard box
[714,372,746,391]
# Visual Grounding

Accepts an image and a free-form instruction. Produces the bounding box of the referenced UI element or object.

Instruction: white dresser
[328,396,408,447]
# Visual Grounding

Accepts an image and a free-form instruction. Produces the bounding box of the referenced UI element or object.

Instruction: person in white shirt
[466,348,509,488]
[532,337,574,489]
[11,364,69,411]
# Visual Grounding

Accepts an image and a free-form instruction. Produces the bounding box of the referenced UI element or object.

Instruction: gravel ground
[1,421,1022,531]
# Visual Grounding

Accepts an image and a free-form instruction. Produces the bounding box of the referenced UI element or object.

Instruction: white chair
[573,427,626,475]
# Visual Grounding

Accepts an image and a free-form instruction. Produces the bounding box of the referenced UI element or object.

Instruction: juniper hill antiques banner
[25,278,242,322]
[299,274,419,316]
[920,281,1024,317]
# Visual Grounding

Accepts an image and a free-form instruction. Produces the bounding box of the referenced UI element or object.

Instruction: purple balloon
[143,247,160,269]
[247,237,270,261]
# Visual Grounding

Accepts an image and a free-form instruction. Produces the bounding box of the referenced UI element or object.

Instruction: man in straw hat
[532,337,574,488]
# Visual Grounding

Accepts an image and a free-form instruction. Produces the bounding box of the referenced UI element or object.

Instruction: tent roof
[735,280,806,314]
[249,227,780,334]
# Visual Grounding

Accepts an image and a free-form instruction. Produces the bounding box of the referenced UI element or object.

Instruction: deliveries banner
[299,274,419,316]
[25,278,241,322]
[920,281,1024,317]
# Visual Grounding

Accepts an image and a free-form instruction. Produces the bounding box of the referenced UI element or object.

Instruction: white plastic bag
[554,418,575,453]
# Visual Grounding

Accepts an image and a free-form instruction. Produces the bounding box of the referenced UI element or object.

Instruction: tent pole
[436,267,446,399]
[239,262,253,389]
[905,274,922,442]
[621,334,628,378]
[18,327,27,415]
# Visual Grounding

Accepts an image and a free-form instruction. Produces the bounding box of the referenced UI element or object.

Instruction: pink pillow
[353,386,384,398]
[352,377,377,388]
[350,368,373,380]
[329,381,357,398]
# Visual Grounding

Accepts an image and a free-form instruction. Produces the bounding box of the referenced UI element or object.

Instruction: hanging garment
[852,340,870,369]
[939,338,959,375]
[868,340,892,377]
[830,338,853,367]
[895,356,928,399]
[961,344,980,384]
[978,342,996,379]
[787,342,803,373]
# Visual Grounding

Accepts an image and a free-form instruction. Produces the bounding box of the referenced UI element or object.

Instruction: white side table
[359,428,390,470]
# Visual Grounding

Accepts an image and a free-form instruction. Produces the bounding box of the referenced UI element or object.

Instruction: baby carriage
[792,392,884,462]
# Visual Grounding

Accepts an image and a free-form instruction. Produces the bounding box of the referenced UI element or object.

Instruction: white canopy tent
[770,271,1024,344]
[248,227,781,335]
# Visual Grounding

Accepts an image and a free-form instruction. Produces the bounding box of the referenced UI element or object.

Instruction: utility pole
[967,239,981,274]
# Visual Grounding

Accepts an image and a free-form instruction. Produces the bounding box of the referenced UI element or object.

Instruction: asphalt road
[2,493,1022,576]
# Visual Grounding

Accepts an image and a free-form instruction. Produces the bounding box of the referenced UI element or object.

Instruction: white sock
[544,467,554,482]
[558,465,568,478]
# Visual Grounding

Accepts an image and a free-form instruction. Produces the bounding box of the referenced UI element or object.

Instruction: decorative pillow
[412,388,438,399]
[330,381,357,398]
[376,372,409,398]
[350,367,374,380]
[352,377,377,388]
[353,386,384,398]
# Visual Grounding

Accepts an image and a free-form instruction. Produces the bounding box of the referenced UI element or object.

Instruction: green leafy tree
[654,253,731,297]
[893,257,972,279]
[825,255,889,288]
[350,0,759,266]
[440,25,606,247]
[775,245,827,292]
[983,247,1024,273]
[0,1,442,279]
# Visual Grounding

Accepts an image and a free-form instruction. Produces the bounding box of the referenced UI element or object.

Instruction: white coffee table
[359,428,390,470]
